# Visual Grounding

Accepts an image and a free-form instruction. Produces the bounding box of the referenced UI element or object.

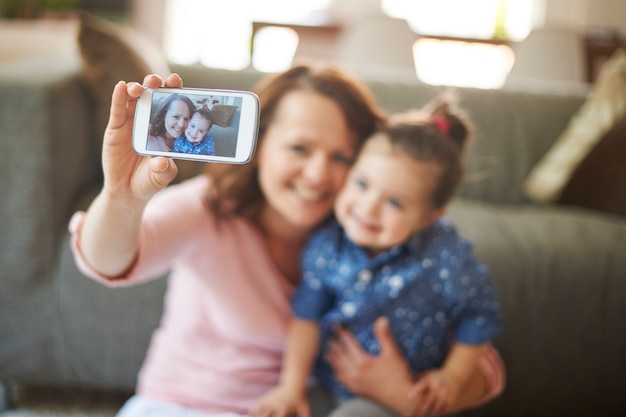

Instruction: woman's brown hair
[148,94,196,138]
[203,64,385,218]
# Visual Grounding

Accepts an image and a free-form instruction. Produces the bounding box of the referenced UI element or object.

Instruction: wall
[586,0,626,36]
[131,0,166,48]
[543,0,626,35]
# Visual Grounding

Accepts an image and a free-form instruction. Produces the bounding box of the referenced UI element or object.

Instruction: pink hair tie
[433,115,450,135]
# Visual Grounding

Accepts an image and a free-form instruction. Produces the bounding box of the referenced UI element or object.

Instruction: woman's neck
[257,207,310,286]
[163,133,175,149]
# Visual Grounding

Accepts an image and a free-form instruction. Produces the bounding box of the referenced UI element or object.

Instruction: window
[164,0,329,70]
[382,0,535,88]
[164,0,536,88]
[382,0,535,41]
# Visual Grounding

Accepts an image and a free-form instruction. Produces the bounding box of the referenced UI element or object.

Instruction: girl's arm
[280,318,320,391]
[79,74,182,277]
[251,318,319,417]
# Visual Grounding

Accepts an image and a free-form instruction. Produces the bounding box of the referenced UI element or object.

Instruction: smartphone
[133,87,260,164]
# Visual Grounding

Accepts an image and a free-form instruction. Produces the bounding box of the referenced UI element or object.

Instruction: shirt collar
[338,226,424,268]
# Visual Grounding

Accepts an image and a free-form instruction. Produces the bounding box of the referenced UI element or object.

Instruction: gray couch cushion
[53,230,165,390]
[449,198,626,416]
[0,60,98,384]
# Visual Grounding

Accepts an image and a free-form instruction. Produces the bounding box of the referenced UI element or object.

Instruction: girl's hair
[192,106,213,130]
[203,63,385,218]
[384,91,474,209]
[148,94,196,138]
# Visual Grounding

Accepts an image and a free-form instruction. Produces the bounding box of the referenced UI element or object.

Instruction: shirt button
[358,269,372,283]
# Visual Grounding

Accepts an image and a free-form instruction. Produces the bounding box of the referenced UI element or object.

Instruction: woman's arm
[79,74,182,277]
[327,317,501,417]
[326,317,417,416]
[408,343,486,416]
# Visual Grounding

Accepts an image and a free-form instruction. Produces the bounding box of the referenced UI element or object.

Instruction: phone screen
[133,87,259,164]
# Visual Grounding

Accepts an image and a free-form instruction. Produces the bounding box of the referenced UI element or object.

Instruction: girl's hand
[251,385,310,417]
[326,317,416,417]
[102,73,182,202]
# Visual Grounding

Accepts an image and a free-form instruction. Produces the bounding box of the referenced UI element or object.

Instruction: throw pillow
[210,104,238,127]
[77,12,171,146]
[557,114,626,216]
[523,48,626,202]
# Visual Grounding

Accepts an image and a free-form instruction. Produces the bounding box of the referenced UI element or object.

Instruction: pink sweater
[70,176,295,414]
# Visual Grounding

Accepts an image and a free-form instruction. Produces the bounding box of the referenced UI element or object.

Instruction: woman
[70,64,503,417]
[146,93,195,151]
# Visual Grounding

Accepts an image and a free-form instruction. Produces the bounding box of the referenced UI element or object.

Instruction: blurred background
[1,0,624,89]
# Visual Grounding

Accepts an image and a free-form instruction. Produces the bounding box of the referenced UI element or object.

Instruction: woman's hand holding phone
[78,74,184,278]
[103,73,182,203]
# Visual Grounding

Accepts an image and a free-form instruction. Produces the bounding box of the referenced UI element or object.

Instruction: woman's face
[257,89,358,233]
[164,99,192,140]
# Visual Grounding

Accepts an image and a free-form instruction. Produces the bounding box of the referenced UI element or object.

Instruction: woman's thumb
[373,316,400,354]
[149,157,178,186]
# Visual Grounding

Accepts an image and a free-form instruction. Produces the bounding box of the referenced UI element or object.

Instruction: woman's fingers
[142,73,165,88]
[107,81,130,131]
[333,325,365,357]
[140,73,184,89]
[373,316,402,357]
[164,73,184,88]
[126,81,145,98]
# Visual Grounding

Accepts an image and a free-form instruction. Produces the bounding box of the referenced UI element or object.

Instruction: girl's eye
[356,178,367,189]
[388,198,403,209]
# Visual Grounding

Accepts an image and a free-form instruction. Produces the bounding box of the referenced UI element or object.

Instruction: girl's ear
[423,207,446,229]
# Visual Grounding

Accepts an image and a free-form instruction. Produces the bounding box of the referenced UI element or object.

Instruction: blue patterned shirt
[173,134,216,156]
[293,218,502,399]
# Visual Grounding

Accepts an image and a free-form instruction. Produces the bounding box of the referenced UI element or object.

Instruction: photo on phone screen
[133,87,259,164]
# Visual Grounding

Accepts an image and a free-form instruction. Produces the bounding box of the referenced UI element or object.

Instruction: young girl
[146,93,195,152]
[253,96,503,417]
[173,106,216,155]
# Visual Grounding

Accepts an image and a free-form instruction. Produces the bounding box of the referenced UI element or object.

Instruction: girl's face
[257,89,358,234]
[164,99,192,139]
[334,135,444,256]
[185,113,211,143]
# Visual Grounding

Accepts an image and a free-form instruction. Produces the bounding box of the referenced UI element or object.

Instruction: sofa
[1,16,626,417]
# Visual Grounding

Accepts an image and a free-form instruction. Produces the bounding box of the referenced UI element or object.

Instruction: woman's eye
[356,179,367,189]
[333,153,354,165]
[290,144,307,153]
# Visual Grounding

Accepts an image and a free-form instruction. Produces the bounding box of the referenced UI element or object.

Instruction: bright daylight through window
[164,0,535,89]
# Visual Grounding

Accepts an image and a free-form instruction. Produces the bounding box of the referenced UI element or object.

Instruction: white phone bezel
[132,87,260,164]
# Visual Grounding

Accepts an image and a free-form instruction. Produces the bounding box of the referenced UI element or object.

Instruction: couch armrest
[449,199,626,416]
[0,56,99,270]
[0,57,101,381]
